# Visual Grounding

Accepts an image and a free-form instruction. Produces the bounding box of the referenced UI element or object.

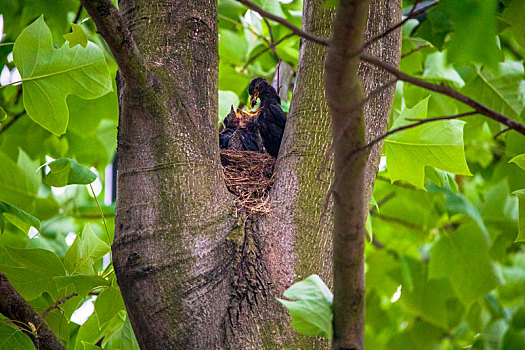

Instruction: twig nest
[220,149,275,214]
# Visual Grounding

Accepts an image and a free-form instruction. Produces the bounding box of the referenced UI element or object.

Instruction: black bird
[228,116,264,152]
[219,106,239,149]
[248,77,286,158]
[219,105,265,153]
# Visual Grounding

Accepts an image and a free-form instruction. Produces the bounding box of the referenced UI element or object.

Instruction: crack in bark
[224,215,271,336]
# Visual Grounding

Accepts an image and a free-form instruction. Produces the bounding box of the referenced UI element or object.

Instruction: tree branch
[353,111,478,156]
[324,0,370,348]
[79,0,147,88]
[0,272,66,350]
[360,53,525,136]
[235,0,331,47]
[362,0,438,50]
[242,33,294,70]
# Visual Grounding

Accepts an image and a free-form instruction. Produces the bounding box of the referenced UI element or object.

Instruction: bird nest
[220,149,275,214]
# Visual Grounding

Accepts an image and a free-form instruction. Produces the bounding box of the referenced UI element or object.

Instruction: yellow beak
[250,92,259,108]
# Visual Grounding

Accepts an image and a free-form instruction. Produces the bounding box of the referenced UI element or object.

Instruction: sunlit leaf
[13,16,112,135]
[277,274,333,340]
[42,158,97,187]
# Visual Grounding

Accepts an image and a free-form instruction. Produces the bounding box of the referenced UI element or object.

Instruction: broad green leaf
[462,62,525,121]
[13,16,112,135]
[0,247,66,300]
[54,274,110,297]
[510,154,525,171]
[277,274,333,340]
[385,98,471,189]
[444,0,499,65]
[422,51,464,88]
[218,90,239,124]
[400,257,464,329]
[42,158,97,187]
[94,286,126,327]
[513,189,525,242]
[219,29,248,65]
[425,167,458,193]
[0,318,35,350]
[64,224,110,275]
[74,313,102,350]
[63,23,87,48]
[428,223,499,303]
[503,0,525,50]
[100,311,139,349]
[0,201,40,234]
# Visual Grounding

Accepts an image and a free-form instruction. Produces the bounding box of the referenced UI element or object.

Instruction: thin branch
[235,0,330,47]
[362,0,423,49]
[360,53,525,136]
[0,111,25,135]
[372,212,424,231]
[40,293,78,322]
[79,0,147,88]
[353,111,477,156]
[0,272,66,350]
[262,18,279,59]
[494,127,511,139]
[73,4,83,24]
[401,44,431,59]
[242,33,294,70]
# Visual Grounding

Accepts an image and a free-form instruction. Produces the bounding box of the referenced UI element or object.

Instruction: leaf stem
[89,183,112,258]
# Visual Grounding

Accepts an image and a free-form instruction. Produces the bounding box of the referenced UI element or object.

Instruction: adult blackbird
[248,77,286,158]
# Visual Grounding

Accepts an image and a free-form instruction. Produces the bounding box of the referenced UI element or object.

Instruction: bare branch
[0,272,66,350]
[360,53,525,136]
[235,0,331,47]
[242,33,294,70]
[354,111,478,156]
[401,44,431,59]
[494,127,512,139]
[362,0,438,50]
[40,293,78,322]
[80,0,147,87]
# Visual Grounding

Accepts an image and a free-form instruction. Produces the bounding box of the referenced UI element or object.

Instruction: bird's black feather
[248,78,287,158]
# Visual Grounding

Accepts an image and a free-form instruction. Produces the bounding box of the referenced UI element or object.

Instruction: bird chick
[248,78,286,158]
[219,105,239,149]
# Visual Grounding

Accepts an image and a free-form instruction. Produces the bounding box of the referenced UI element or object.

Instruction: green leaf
[462,62,525,121]
[503,0,525,50]
[0,319,35,350]
[94,286,126,327]
[444,0,499,65]
[42,158,97,187]
[513,189,525,242]
[218,90,239,124]
[0,107,6,122]
[0,201,40,234]
[422,51,464,88]
[277,274,333,340]
[64,224,110,275]
[428,223,500,303]
[0,247,66,300]
[54,274,110,297]
[510,154,525,171]
[385,98,471,189]
[13,16,112,135]
[425,167,458,193]
[74,313,102,350]
[63,23,87,48]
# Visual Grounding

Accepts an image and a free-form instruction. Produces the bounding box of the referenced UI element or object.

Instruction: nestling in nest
[219,77,286,213]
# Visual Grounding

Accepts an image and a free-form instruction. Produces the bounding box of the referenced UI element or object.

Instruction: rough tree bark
[81,0,400,348]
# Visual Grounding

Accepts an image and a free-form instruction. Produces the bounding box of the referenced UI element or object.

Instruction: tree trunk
[111,0,400,349]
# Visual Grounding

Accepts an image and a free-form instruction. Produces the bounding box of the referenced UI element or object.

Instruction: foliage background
[0,0,525,349]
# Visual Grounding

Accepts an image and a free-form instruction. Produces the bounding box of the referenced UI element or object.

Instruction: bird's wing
[268,104,287,128]
[240,130,261,152]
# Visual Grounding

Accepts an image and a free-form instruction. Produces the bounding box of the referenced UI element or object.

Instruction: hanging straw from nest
[220,149,275,214]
